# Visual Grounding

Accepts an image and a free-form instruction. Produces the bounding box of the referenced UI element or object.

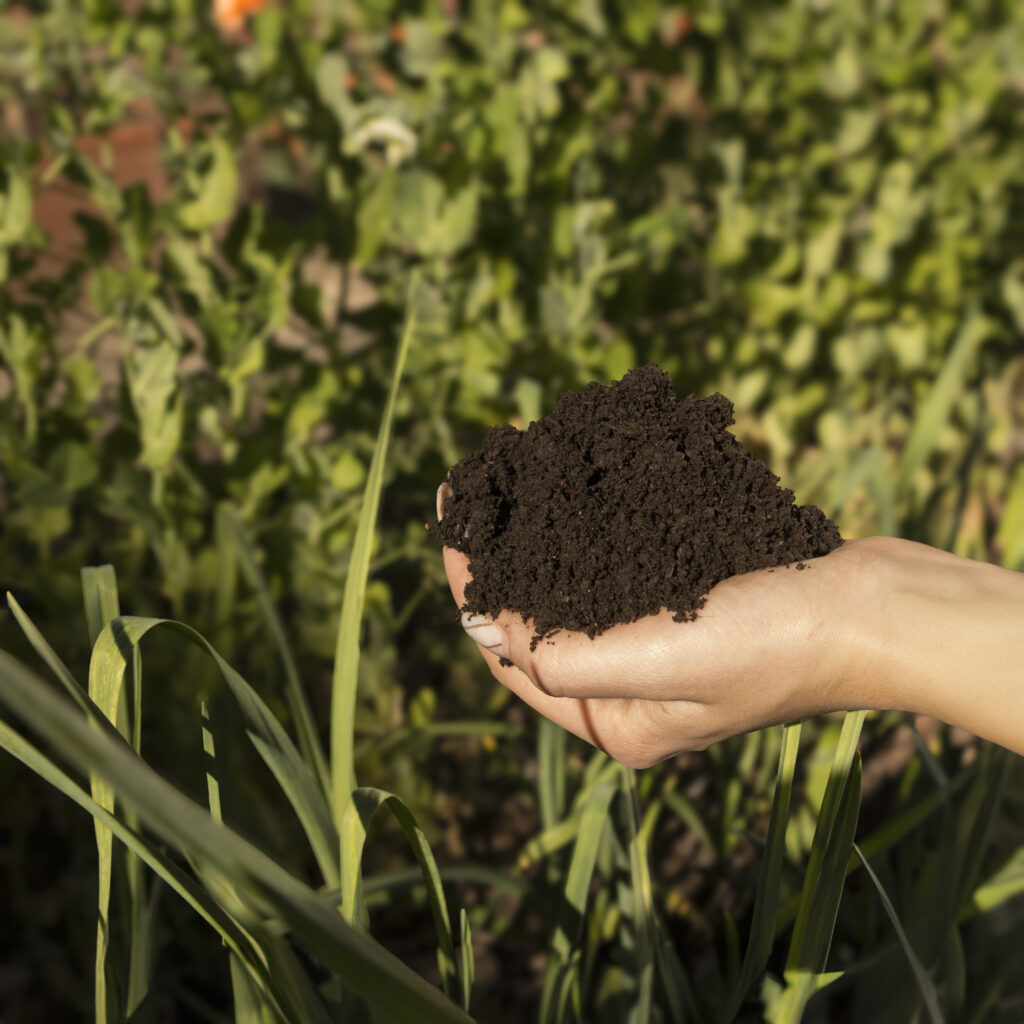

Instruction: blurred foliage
[0,0,1023,1020]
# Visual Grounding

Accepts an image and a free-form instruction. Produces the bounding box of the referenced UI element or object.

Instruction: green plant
[1,0,1023,1019]
[1,278,1021,1023]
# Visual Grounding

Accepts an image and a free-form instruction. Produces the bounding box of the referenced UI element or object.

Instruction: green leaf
[968,846,1024,915]
[459,908,474,1013]
[229,955,279,1024]
[82,565,125,1024]
[538,717,567,831]
[6,592,90,714]
[853,844,945,1024]
[124,336,184,471]
[725,722,802,1022]
[540,778,616,1024]
[0,650,474,1024]
[165,237,216,305]
[485,85,531,196]
[179,136,239,232]
[331,271,419,819]
[219,503,331,801]
[898,307,991,490]
[801,753,861,971]
[394,172,479,257]
[765,969,844,1024]
[315,52,355,131]
[787,712,865,972]
[0,716,291,1020]
[0,315,42,444]
[0,170,33,247]
[662,787,717,857]
[90,615,339,889]
[355,169,396,265]
[621,767,656,1023]
[551,780,616,962]
[950,744,1011,915]
[775,765,973,937]
[340,787,459,998]
[518,756,621,868]
[203,706,334,1024]
[202,701,224,824]
[330,451,367,492]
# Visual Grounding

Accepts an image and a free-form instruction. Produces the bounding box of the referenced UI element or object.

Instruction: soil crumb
[429,364,842,645]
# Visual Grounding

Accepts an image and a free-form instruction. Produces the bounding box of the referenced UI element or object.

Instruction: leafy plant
[1,0,1023,1019]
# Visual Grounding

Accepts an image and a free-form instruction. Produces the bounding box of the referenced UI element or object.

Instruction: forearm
[860,540,1024,757]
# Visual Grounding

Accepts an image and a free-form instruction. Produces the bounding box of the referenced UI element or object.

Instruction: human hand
[438,484,902,768]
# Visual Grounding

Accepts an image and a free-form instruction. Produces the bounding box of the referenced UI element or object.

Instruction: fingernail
[461,612,509,661]
[436,482,453,521]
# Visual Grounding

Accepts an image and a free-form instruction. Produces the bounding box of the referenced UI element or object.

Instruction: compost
[429,364,842,645]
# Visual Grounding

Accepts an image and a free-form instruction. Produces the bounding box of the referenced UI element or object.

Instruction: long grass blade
[331,270,420,823]
[229,955,278,1024]
[653,914,703,1024]
[6,592,90,712]
[723,721,802,1022]
[219,502,331,801]
[662,786,717,858]
[202,706,334,1024]
[519,756,622,869]
[202,702,223,822]
[82,565,125,1024]
[796,752,861,972]
[361,863,529,901]
[538,718,568,831]
[204,701,254,1019]
[124,641,151,1017]
[90,615,339,889]
[0,716,291,1020]
[852,843,945,1024]
[82,565,121,646]
[340,786,459,999]
[0,649,475,1024]
[786,710,865,970]
[951,744,1010,914]
[459,907,474,1014]
[551,780,617,962]
[358,719,525,761]
[775,764,974,936]
[539,779,616,1024]
[966,846,1024,916]
[621,766,655,1024]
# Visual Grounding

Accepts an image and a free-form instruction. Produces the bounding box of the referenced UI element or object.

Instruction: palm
[442,537,891,766]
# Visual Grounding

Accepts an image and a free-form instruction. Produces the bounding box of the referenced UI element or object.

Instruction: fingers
[436,483,860,753]
[475,645,719,768]
[442,544,764,703]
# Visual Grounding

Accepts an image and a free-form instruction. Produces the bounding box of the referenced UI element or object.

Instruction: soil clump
[429,364,842,645]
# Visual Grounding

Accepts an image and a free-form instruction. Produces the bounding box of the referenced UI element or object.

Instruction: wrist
[859,539,1024,755]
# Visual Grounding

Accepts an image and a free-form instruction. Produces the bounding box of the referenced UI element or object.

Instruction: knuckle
[525,639,568,697]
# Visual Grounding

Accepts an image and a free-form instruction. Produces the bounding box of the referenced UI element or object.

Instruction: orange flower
[214,0,267,34]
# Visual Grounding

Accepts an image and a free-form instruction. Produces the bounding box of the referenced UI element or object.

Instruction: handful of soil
[430,364,842,646]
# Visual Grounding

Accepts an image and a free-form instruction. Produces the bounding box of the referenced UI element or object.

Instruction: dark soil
[430,364,842,644]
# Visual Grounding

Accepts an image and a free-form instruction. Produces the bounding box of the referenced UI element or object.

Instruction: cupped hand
[440,492,896,767]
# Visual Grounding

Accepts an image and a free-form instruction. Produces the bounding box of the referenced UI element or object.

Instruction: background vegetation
[0,0,1022,1021]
